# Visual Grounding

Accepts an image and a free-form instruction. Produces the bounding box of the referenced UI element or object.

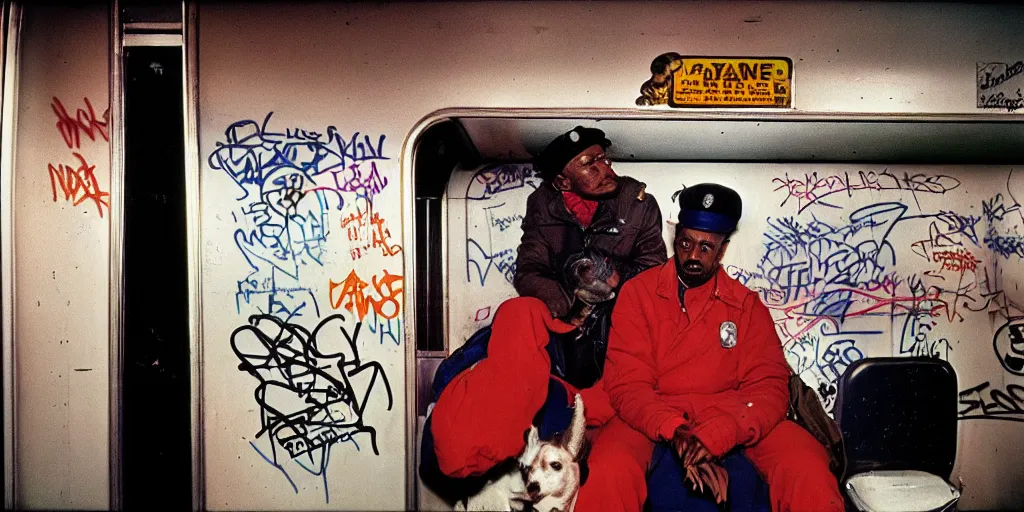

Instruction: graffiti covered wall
[194,2,1024,510]
[446,163,543,342]
[448,162,1024,504]
[201,112,401,508]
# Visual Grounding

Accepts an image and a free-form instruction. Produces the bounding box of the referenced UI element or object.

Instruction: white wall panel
[13,4,110,510]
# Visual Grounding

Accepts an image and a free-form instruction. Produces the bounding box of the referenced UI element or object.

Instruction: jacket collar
[544,183,617,228]
[546,187,580,224]
[655,262,746,309]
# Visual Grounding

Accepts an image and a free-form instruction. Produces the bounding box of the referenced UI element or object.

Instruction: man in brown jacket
[516,126,668,387]
[425,127,668,500]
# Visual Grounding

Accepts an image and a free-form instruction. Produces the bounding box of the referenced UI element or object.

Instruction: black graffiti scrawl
[959,381,1024,423]
[231,313,393,502]
[977,61,1024,112]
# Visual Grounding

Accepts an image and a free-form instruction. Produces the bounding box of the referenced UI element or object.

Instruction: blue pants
[646,443,771,512]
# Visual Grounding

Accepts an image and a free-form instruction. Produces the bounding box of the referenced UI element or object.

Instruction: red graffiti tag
[51,97,109,149]
[48,152,109,217]
[328,270,403,320]
[933,248,981,274]
[768,282,947,342]
[340,206,402,259]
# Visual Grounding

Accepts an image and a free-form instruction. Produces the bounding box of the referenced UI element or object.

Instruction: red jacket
[603,262,791,457]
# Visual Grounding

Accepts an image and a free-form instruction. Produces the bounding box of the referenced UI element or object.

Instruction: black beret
[677,183,742,234]
[535,126,611,181]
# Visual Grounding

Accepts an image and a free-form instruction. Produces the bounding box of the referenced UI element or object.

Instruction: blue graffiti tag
[212,113,390,319]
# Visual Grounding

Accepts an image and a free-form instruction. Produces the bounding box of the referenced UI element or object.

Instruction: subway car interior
[2,1,1024,511]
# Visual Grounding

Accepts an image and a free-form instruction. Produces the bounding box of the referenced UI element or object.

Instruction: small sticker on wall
[637,53,793,108]
[977,61,1024,112]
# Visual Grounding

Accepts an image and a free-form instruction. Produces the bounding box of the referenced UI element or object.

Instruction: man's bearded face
[674,227,729,288]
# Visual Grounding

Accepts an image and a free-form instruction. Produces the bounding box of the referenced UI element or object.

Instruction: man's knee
[776,468,843,512]
[589,442,649,478]
[755,421,833,470]
[576,444,648,512]
[490,297,568,353]
[574,422,653,511]
[756,422,843,512]
[494,296,549,319]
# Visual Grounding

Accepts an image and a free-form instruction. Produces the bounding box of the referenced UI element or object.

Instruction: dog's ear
[526,425,540,448]
[520,426,541,465]
[562,394,586,459]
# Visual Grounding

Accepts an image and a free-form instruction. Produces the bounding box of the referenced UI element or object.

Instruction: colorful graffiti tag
[212,112,402,501]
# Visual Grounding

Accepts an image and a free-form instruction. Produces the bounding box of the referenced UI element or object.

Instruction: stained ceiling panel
[455,112,1024,164]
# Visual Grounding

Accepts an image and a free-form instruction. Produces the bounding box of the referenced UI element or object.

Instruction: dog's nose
[526,481,540,495]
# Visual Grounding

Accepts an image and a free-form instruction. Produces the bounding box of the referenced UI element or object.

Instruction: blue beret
[535,126,611,180]
[677,183,742,234]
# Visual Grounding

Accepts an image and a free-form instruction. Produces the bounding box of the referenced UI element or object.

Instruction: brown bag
[786,373,847,480]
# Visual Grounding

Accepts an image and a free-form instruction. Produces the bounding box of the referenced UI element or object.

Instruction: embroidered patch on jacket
[720,321,737,348]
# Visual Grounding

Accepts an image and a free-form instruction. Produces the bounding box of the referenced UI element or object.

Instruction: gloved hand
[566,253,618,304]
[563,252,618,327]
[671,424,728,504]
[575,277,615,304]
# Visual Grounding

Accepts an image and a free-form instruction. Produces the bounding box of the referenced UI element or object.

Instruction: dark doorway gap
[122,45,191,509]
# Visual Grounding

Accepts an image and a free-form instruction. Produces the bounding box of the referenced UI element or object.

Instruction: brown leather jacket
[513,177,668,318]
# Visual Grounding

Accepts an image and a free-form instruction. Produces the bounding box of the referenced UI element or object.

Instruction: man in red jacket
[575,184,844,511]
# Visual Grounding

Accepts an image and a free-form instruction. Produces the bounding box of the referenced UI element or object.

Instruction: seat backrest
[834,357,958,479]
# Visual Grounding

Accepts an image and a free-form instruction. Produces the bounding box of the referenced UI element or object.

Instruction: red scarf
[561,191,599,228]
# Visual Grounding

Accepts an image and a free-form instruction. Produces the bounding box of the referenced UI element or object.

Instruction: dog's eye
[550,461,562,471]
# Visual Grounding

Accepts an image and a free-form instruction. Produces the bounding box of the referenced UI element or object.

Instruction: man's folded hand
[672,423,728,504]
[682,436,712,468]
[684,460,729,504]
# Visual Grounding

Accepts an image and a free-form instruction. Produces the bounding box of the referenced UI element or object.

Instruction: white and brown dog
[455,394,587,512]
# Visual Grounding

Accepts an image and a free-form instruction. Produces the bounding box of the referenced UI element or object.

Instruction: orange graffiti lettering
[328,270,403,320]
[51,97,109,149]
[371,219,402,257]
[48,152,109,217]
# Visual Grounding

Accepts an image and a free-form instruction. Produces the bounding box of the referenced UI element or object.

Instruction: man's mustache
[682,260,704,270]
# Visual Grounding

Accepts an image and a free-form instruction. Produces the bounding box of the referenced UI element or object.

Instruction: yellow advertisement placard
[637,54,792,108]
[670,56,792,108]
